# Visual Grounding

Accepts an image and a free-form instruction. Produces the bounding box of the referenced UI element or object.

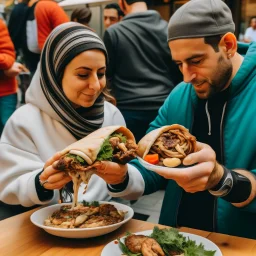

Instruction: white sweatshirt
[0,67,125,207]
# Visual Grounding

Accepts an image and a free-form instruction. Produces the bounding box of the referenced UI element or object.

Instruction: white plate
[30,201,134,239]
[137,156,184,172]
[101,229,222,256]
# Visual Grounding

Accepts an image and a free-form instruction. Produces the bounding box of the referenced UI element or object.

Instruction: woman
[0,22,125,211]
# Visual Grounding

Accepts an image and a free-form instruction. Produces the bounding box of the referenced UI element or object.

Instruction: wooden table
[0,208,256,256]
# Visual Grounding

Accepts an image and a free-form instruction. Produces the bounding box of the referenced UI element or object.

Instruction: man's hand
[93,161,128,185]
[152,142,224,193]
[4,62,27,77]
[39,152,72,190]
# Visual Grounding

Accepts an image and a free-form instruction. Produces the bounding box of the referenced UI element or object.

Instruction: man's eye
[191,59,202,65]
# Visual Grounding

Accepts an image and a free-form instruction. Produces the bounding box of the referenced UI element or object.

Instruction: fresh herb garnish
[81,200,100,207]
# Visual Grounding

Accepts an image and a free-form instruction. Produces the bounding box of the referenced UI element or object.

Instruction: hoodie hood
[25,64,62,123]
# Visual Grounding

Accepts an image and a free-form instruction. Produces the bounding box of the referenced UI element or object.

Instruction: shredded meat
[149,128,196,165]
[44,203,125,229]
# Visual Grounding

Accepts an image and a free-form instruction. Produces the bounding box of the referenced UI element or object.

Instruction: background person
[103,3,124,29]
[71,4,92,27]
[21,0,69,76]
[95,0,256,239]
[0,22,125,219]
[103,0,182,141]
[0,19,25,136]
[244,16,256,43]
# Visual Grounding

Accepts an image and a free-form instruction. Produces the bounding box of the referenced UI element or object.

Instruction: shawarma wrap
[54,126,137,208]
[137,124,196,168]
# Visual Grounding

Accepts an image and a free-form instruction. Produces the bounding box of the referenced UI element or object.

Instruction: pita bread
[60,125,135,163]
[137,124,196,159]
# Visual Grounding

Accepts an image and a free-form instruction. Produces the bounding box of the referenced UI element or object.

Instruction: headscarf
[40,22,108,139]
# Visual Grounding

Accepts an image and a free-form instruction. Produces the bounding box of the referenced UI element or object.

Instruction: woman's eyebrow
[75,66,106,71]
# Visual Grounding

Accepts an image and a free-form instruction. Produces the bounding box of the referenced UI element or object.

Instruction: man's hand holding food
[150,141,224,193]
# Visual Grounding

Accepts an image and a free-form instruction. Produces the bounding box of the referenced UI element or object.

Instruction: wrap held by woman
[55,125,137,207]
[137,124,196,168]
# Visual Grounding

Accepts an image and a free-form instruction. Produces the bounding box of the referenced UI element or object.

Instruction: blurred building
[148,0,256,40]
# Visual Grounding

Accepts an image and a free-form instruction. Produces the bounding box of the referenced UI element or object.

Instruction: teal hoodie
[130,42,256,239]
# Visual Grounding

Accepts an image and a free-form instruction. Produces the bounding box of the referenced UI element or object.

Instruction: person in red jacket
[22,0,69,75]
[35,0,69,50]
[0,19,25,136]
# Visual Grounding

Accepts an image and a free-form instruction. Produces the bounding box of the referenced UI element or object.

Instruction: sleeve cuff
[35,170,54,201]
[107,164,145,200]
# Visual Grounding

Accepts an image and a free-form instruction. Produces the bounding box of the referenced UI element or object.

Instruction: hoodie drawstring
[205,101,211,135]
[205,101,227,136]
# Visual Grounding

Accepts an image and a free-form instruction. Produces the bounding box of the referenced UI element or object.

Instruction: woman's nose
[88,74,101,91]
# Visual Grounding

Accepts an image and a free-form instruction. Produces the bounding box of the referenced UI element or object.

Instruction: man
[103,3,124,29]
[103,0,182,141]
[244,16,256,43]
[94,0,256,239]
[0,19,25,135]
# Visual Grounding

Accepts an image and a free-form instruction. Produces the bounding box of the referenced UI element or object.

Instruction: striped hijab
[40,22,108,139]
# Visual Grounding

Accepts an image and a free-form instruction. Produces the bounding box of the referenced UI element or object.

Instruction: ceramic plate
[30,201,134,239]
[101,229,222,256]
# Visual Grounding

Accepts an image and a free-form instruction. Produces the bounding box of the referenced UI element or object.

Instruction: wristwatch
[209,166,233,197]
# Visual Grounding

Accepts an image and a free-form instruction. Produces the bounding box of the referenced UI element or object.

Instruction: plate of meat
[30,201,134,238]
[101,227,222,256]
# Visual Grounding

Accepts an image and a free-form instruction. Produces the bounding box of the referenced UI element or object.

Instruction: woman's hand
[152,142,224,193]
[39,152,72,190]
[93,161,128,185]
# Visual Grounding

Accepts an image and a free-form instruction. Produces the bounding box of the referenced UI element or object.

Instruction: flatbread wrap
[137,124,196,168]
[54,126,137,208]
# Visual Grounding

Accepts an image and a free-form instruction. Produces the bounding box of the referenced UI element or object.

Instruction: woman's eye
[77,74,88,78]
[97,73,105,78]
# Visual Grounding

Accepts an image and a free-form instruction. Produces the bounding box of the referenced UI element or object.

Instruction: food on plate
[118,226,216,256]
[125,234,165,255]
[137,124,196,168]
[54,126,137,208]
[44,201,126,229]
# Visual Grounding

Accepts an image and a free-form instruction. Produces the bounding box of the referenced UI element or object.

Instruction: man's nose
[182,64,196,83]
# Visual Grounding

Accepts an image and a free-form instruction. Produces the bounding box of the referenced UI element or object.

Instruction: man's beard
[194,55,233,99]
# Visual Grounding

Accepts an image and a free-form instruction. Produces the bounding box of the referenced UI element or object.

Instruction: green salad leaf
[151,226,216,256]
[66,153,86,165]
[96,138,113,161]
[96,133,127,161]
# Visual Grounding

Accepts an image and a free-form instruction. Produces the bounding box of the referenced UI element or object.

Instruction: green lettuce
[96,133,127,161]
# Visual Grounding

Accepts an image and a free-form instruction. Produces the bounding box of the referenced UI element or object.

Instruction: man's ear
[119,0,126,14]
[219,32,237,58]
